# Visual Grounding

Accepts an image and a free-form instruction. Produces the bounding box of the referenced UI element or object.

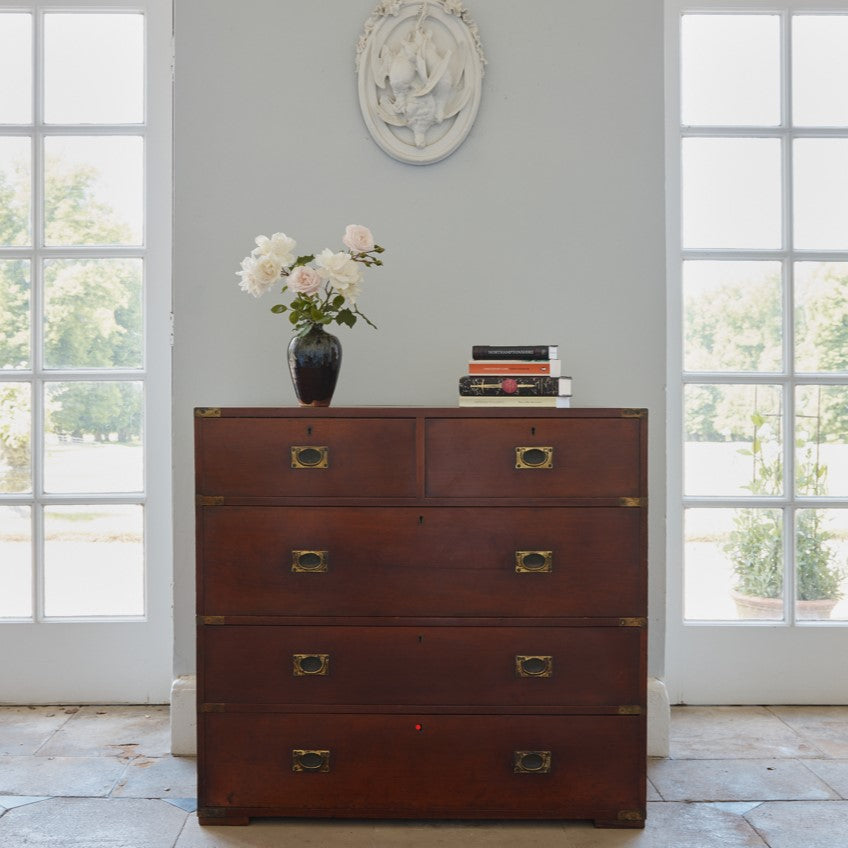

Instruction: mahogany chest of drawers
[194,407,647,827]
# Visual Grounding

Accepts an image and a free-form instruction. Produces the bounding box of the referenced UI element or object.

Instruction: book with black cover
[471,345,558,361]
[458,375,573,397]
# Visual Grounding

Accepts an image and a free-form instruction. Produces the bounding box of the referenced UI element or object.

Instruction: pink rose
[288,265,323,296]
[342,224,375,254]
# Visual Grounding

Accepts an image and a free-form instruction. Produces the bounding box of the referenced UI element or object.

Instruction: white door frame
[665,0,848,705]
[0,0,172,703]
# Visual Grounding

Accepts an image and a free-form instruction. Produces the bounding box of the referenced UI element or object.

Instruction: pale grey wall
[173,0,666,679]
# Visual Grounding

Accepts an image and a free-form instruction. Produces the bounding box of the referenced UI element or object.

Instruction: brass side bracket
[196,495,224,507]
[195,407,221,418]
[619,617,647,628]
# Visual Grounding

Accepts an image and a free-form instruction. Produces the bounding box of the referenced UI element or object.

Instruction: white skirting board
[169,676,671,758]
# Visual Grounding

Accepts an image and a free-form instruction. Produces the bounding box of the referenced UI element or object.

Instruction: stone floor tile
[164,797,198,812]
[0,755,126,797]
[745,800,848,848]
[37,705,171,758]
[176,816,379,847]
[111,754,197,798]
[0,795,49,811]
[0,706,78,755]
[0,797,188,848]
[649,758,838,801]
[646,778,662,801]
[670,706,821,759]
[804,760,848,799]
[515,804,764,848]
[369,820,575,848]
[768,707,848,758]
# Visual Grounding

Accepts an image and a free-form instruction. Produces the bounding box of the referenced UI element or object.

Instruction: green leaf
[293,254,315,268]
[270,304,287,314]
[336,309,356,328]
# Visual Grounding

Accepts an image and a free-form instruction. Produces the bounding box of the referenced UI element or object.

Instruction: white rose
[236,254,281,298]
[288,265,323,296]
[342,224,375,254]
[315,249,365,303]
[253,232,297,268]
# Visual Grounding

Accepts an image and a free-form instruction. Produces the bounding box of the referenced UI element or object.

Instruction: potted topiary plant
[724,411,845,620]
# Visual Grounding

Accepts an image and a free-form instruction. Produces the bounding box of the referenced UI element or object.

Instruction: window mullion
[782,10,797,625]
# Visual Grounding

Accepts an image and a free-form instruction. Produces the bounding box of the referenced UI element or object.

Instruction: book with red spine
[467,359,562,376]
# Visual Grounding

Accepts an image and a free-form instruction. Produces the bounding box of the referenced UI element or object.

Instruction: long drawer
[199,712,645,822]
[200,624,643,706]
[198,506,644,617]
[425,417,643,498]
[195,416,418,497]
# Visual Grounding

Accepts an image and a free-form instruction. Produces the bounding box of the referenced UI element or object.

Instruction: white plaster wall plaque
[356,0,486,165]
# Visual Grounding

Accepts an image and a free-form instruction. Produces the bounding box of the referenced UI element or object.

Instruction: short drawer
[197,506,645,618]
[425,417,642,498]
[195,417,417,497]
[200,624,643,707]
[198,712,645,823]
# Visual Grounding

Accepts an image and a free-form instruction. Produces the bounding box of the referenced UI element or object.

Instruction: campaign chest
[194,406,647,827]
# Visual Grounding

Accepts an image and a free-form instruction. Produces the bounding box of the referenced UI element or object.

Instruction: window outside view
[0,11,145,620]
[680,13,848,624]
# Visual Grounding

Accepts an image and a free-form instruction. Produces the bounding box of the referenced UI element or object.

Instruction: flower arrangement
[236,224,385,337]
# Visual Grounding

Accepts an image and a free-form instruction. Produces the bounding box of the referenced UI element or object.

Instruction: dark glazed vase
[287,324,342,407]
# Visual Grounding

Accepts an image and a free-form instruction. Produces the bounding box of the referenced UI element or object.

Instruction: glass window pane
[682,138,782,249]
[0,505,32,618]
[794,139,848,250]
[685,384,783,497]
[792,16,848,127]
[684,261,782,372]
[0,137,31,247]
[43,259,143,370]
[0,14,32,124]
[0,382,31,494]
[681,14,780,126]
[796,509,848,622]
[796,386,848,498]
[44,504,143,617]
[686,507,784,621]
[44,381,143,493]
[44,136,143,246]
[0,260,30,370]
[795,263,848,373]
[44,13,143,125]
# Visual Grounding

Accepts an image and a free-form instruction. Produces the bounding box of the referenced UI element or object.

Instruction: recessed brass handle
[291,550,329,573]
[292,749,330,772]
[515,446,553,469]
[515,551,553,573]
[513,750,552,774]
[291,446,329,469]
[293,653,330,676]
[515,655,553,678]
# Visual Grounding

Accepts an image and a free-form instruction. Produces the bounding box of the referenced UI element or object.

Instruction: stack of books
[458,345,573,407]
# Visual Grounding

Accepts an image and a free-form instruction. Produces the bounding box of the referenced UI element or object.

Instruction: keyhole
[306,426,312,436]
[418,515,424,525]
[418,634,424,643]
[531,426,536,435]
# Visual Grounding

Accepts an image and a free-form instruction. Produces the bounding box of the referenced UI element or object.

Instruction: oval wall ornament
[356,0,486,165]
